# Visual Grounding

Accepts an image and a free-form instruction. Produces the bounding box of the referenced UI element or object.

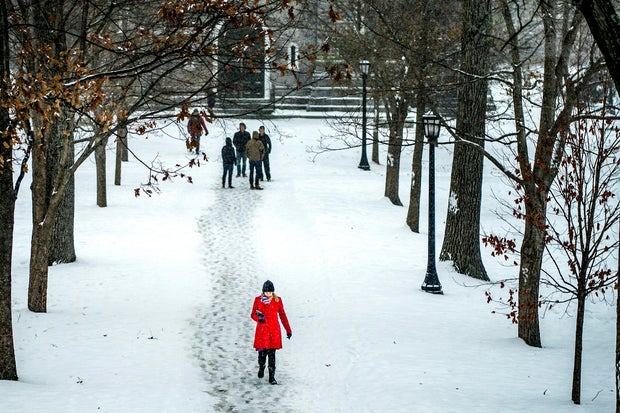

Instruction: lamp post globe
[358,60,371,171]
[421,111,443,294]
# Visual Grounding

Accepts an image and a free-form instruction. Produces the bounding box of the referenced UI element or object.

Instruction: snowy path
[193,180,296,412]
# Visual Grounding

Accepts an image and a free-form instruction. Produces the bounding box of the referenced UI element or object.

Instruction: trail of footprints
[193,183,295,412]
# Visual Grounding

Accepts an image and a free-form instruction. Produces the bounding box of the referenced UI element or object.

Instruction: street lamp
[358,60,370,171]
[421,111,443,294]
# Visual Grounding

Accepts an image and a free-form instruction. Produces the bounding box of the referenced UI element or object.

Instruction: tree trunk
[384,100,407,206]
[29,124,50,312]
[0,0,18,378]
[406,93,426,233]
[47,119,75,265]
[0,123,18,379]
[121,130,128,162]
[438,0,490,281]
[115,126,127,185]
[517,197,546,348]
[372,97,380,164]
[96,137,107,207]
[571,283,586,404]
[573,0,620,93]
[617,224,620,413]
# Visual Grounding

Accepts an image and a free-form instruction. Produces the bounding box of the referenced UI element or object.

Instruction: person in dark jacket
[232,122,250,177]
[258,126,272,181]
[251,280,292,385]
[221,137,236,188]
[187,109,208,154]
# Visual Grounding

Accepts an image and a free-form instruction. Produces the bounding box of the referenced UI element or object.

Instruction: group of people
[222,122,272,190]
[186,111,273,190]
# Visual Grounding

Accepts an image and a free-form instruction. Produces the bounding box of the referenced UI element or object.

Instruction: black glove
[256,310,265,323]
[287,333,292,340]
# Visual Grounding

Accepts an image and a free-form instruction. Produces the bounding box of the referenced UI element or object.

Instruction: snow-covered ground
[2,116,616,412]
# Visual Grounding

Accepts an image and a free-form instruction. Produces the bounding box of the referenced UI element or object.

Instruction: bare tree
[570,2,620,410]
[321,0,460,208]
[492,0,606,347]
[543,103,619,404]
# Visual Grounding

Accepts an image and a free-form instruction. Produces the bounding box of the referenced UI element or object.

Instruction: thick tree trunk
[29,126,49,312]
[406,93,425,233]
[28,225,50,313]
[46,107,75,265]
[0,136,18,379]
[0,0,17,377]
[384,100,408,206]
[571,284,586,404]
[96,138,107,207]
[384,135,403,206]
[517,198,546,348]
[573,0,620,92]
[49,173,75,265]
[438,0,490,281]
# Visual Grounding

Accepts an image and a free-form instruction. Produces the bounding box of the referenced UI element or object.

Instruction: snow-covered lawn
[2,117,615,412]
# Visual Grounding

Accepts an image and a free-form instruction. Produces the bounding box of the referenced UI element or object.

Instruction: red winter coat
[251,295,292,350]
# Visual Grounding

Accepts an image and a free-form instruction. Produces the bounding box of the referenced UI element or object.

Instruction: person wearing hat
[187,109,208,154]
[250,280,292,384]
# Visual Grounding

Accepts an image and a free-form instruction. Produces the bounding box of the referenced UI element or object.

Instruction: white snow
[2,117,615,412]
[448,190,459,215]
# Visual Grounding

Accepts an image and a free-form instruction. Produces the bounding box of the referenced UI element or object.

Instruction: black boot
[268,367,277,385]
[267,349,277,384]
[257,350,267,378]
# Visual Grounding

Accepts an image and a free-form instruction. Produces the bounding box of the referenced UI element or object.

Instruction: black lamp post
[358,60,370,171]
[421,112,443,294]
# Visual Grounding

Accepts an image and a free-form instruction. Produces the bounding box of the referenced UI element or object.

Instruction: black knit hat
[262,280,275,293]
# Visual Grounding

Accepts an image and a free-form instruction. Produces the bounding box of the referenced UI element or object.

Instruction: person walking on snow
[221,137,236,188]
[187,109,208,154]
[251,280,292,385]
[246,130,265,190]
[233,122,250,177]
[258,125,272,181]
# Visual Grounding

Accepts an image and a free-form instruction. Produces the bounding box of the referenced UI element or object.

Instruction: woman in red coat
[251,280,292,384]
